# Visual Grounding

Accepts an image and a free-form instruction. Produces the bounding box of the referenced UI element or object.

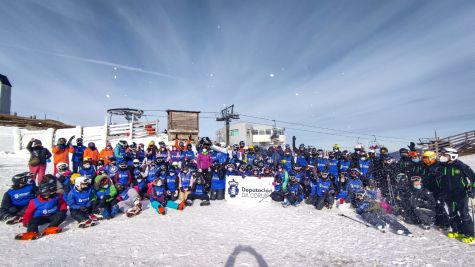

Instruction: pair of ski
[338,214,413,237]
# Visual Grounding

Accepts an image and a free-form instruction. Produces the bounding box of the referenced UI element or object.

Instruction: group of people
[1,135,474,244]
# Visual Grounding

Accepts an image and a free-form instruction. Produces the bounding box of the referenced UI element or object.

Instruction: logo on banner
[227,179,239,198]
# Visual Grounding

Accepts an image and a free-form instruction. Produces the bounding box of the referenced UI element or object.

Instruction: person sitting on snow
[353,190,412,236]
[93,175,117,219]
[186,172,210,207]
[113,183,142,217]
[67,176,98,228]
[149,177,185,215]
[401,176,436,230]
[0,172,37,225]
[20,181,67,239]
[282,175,304,207]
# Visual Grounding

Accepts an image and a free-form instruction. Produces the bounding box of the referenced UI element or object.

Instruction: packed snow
[0,127,475,266]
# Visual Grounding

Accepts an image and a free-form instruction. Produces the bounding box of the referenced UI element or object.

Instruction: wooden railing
[420,130,475,155]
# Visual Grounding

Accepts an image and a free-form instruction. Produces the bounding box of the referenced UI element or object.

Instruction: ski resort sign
[225,176,274,204]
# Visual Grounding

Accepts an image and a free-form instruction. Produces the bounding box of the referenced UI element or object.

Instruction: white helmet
[354,144,364,150]
[74,176,89,191]
[442,147,458,161]
[57,162,69,172]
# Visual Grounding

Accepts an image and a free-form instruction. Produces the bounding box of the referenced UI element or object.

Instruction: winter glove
[173,191,178,198]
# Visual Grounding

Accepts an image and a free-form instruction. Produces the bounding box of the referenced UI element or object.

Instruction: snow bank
[0,126,14,153]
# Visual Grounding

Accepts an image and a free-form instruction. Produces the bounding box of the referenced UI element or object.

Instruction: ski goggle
[411,176,422,182]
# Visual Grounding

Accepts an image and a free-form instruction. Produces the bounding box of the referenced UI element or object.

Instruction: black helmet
[32,139,42,147]
[12,172,32,188]
[39,182,57,198]
[76,138,83,145]
[380,147,388,155]
[119,140,128,147]
[119,161,128,169]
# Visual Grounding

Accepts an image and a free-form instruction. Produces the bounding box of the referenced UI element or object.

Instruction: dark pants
[210,189,225,200]
[72,161,82,173]
[286,193,302,205]
[70,208,91,223]
[270,191,284,202]
[445,196,474,237]
[187,193,210,202]
[0,205,26,220]
[315,194,334,210]
[434,193,450,228]
[27,212,67,233]
[404,208,435,226]
[305,195,317,205]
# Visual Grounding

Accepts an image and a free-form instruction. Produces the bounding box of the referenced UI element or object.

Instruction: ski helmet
[32,139,42,147]
[119,161,128,170]
[441,147,458,161]
[349,168,361,177]
[379,147,388,155]
[133,159,140,167]
[119,140,128,148]
[39,182,57,198]
[57,162,68,172]
[76,138,83,145]
[74,176,89,191]
[422,151,437,165]
[12,172,32,188]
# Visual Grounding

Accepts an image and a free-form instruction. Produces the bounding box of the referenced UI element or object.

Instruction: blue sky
[1,0,474,150]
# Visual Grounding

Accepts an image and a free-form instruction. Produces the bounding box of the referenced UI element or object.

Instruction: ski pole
[338,213,370,227]
[258,193,271,203]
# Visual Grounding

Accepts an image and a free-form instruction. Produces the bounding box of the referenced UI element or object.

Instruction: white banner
[225,176,274,204]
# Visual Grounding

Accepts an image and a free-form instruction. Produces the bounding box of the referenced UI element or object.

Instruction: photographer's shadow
[225,245,268,267]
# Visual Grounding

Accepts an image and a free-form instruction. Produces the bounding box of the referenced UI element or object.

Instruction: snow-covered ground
[0,127,475,266]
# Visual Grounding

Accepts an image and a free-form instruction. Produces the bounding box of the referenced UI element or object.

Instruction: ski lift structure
[368,135,381,150]
[107,108,144,124]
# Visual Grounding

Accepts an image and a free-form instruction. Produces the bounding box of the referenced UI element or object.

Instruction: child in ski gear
[354,190,412,236]
[346,168,364,204]
[22,181,67,235]
[315,170,335,210]
[270,165,288,202]
[165,166,179,201]
[93,175,118,219]
[70,138,86,173]
[99,142,114,165]
[114,183,142,217]
[55,162,72,196]
[52,136,73,174]
[114,161,132,187]
[1,172,36,224]
[186,173,210,206]
[283,175,304,207]
[149,177,185,215]
[305,174,319,206]
[83,142,100,165]
[26,138,52,183]
[179,166,194,201]
[67,176,97,228]
[210,162,226,200]
[79,157,96,180]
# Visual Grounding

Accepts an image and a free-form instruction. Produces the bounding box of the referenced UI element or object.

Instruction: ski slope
[0,127,474,266]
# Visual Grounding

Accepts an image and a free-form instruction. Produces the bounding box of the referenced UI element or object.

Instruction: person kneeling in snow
[0,172,36,225]
[315,170,335,210]
[93,175,117,219]
[282,175,303,207]
[210,162,226,201]
[113,183,142,217]
[21,182,67,238]
[67,176,98,228]
[186,173,210,206]
[354,190,412,236]
[149,177,185,215]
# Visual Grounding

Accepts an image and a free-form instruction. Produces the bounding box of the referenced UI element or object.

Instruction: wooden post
[434,129,439,157]
[130,116,134,140]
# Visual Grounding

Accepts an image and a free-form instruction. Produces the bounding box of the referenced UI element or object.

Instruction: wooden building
[166,110,200,142]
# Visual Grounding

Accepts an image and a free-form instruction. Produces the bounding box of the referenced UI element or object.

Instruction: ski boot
[42,226,62,236]
[420,224,431,230]
[178,201,186,210]
[185,200,193,206]
[88,213,101,221]
[377,224,387,233]
[5,216,22,225]
[447,232,463,239]
[460,236,475,244]
[15,232,40,241]
[200,200,210,206]
[396,229,413,237]
[158,206,166,215]
[126,207,141,217]
[282,199,290,208]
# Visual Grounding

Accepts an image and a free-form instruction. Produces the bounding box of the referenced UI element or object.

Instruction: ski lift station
[215,122,286,147]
